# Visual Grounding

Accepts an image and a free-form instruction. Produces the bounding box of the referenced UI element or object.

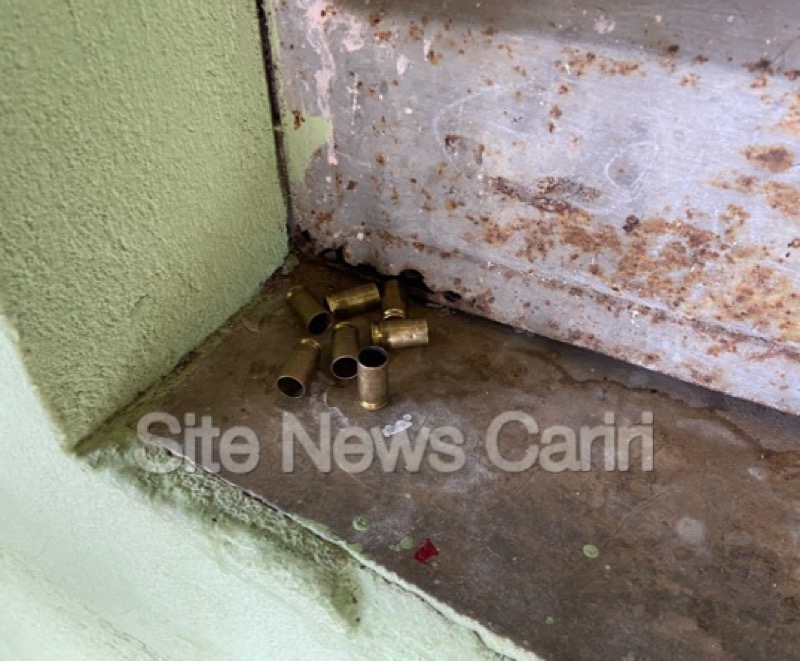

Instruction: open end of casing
[358,346,389,368]
[331,355,358,379]
[308,311,333,335]
[276,375,305,398]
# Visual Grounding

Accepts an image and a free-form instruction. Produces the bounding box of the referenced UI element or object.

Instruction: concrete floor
[152,261,800,661]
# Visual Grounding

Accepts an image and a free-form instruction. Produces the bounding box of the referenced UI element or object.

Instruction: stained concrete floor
[152,261,799,661]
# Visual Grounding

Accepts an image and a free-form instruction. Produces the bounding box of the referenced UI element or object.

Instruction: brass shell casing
[381,279,407,320]
[330,322,359,380]
[347,316,374,348]
[325,283,381,317]
[371,318,429,350]
[275,338,321,398]
[286,286,332,335]
[357,346,389,410]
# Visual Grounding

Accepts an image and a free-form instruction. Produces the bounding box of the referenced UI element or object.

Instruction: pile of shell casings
[276,279,429,410]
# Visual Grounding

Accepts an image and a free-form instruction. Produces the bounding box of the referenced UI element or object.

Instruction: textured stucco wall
[0,0,287,446]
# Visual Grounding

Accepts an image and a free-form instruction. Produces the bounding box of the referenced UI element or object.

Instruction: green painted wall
[0,0,287,446]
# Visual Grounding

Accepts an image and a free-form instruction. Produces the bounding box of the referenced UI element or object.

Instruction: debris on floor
[150,261,800,661]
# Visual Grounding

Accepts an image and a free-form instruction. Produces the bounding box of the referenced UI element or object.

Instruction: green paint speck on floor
[583,544,600,559]
[353,516,371,532]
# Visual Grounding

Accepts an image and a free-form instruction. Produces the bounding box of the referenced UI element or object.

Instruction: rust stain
[480,177,796,341]
[704,265,798,340]
[491,177,574,214]
[712,175,800,220]
[779,92,800,136]
[515,224,556,262]
[377,230,459,264]
[315,210,333,226]
[684,207,709,221]
[564,329,603,352]
[743,145,794,173]
[537,177,601,202]
[332,214,798,364]
[444,134,464,153]
[481,218,514,245]
[618,218,796,341]
[612,217,718,308]
[623,215,641,233]
[497,43,514,59]
[374,152,387,166]
[746,58,774,75]
[556,48,644,77]
[375,30,392,42]
[680,73,700,88]
[489,176,602,214]
[719,204,750,240]
[562,223,621,254]
[473,290,496,313]
[764,182,800,219]
[485,209,601,264]
[292,110,305,129]
[549,105,563,119]
[658,58,677,75]
[442,35,458,50]
[427,49,443,65]
[684,364,723,387]
[706,339,740,357]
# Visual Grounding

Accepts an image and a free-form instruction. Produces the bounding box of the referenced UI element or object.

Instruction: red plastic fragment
[414,538,439,564]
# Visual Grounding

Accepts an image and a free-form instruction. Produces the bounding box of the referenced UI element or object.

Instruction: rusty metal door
[268,0,800,415]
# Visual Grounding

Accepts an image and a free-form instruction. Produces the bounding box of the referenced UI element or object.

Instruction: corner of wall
[0,0,288,448]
